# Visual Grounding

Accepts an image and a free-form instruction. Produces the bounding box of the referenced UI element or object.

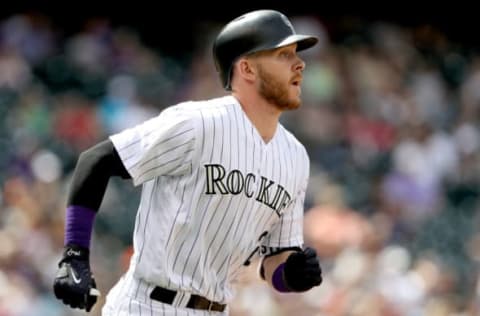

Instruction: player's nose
[294,56,306,72]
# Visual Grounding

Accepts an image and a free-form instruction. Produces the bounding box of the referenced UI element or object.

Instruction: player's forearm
[64,139,130,249]
[262,251,295,289]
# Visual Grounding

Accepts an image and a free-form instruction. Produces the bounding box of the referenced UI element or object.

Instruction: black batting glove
[283,247,322,292]
[53,244,100,312]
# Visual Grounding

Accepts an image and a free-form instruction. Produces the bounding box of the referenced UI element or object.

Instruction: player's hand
[53,244,101,312]
[283,247,322,292]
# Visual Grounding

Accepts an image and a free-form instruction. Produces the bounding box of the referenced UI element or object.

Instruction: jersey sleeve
[109,105,198,186]
[261,153,310,249]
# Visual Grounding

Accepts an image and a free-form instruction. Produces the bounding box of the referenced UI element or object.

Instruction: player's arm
[68,139,131,210]
[260,247,322,293]
[53,139,130,312]
[261,250,295,288]
[64,139,130,250]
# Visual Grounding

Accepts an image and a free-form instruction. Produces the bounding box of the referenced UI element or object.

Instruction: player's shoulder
[165,95,235,118]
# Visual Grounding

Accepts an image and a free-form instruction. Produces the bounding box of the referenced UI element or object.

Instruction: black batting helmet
[212,10,319,90]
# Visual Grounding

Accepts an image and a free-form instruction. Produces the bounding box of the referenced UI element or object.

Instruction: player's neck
[232,92,281,144]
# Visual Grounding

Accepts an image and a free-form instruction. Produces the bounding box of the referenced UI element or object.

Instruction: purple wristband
[64,205,96,249]
[272,263,291,293]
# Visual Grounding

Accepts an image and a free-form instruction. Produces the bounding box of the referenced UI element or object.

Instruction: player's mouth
[291,76,302,86]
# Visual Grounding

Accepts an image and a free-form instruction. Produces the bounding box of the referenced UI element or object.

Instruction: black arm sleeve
[67,139,131,211]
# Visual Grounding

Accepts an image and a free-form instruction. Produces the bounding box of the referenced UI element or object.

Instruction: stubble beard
[257,65,301,111]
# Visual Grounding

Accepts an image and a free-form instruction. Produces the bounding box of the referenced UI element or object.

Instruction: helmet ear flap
[212,10,318,90]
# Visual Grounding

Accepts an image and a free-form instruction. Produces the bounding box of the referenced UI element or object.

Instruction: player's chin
[284,98,301,110]
[288,87,302,108]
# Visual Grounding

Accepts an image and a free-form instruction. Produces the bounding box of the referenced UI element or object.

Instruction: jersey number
[243,231,269,266]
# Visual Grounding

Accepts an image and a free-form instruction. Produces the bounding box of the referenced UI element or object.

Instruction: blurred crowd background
[1,8,480,316]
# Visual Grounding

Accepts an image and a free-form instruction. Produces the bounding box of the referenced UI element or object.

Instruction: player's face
[254,44,305,110]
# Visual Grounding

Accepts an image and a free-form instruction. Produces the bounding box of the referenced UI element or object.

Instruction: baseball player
[53,9,322,315]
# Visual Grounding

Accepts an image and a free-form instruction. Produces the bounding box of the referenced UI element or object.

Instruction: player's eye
[279,50,295,60]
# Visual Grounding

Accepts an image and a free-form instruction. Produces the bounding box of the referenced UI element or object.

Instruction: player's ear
[235,57,257,84]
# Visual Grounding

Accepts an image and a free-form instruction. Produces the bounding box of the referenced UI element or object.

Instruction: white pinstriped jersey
[109,95,310,304]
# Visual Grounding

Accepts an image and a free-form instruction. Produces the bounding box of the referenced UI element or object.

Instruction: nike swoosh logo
[71,269,82,284]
